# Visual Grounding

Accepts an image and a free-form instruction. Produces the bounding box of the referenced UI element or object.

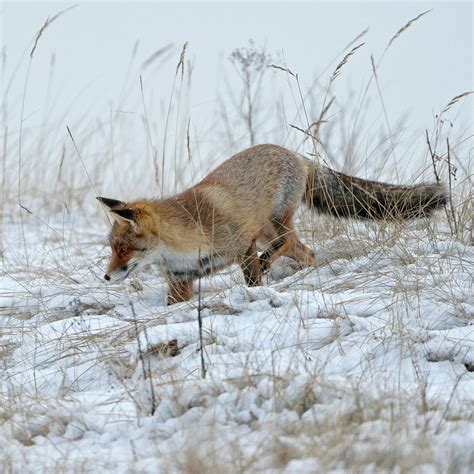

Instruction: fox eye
[118,246,129,255]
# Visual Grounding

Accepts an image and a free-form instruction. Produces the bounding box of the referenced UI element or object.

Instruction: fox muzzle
[104,263,138,282]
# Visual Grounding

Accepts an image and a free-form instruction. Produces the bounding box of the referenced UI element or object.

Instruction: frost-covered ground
[1,214,473,472]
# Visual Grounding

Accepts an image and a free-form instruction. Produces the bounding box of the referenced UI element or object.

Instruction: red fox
[98,144,445,304]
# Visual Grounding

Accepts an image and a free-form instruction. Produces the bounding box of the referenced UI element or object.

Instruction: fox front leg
[239,240,262,286]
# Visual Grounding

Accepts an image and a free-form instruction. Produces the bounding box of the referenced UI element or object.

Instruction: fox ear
[110,208,137,226]
[96,197,125,210]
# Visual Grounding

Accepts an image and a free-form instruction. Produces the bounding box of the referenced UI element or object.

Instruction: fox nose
[104,274,111,281]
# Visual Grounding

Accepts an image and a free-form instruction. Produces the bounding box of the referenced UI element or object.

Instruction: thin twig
[426,130,441,184]
[344,27,369,51]
[66,126,100,198]
[268,64,297,78]
[141,43,174,69]
[18,57,34,267]
[349,11,431,159]
[441,91,473,115]
[176,42,188,78]
[310,96,334,136]
[426,129,452,232]
[131,302,157,415]
[435,373,464,434]
[330,42,365,83]
[197,248,206,379]
[446,138,458,235]
[139,75,159,191]
[0,126,6,260]
[370,54,399,180]
[386,9,432,51]
[30,5,77,58]
[186,118,192,163]
[161,43,187,191]
[173,44,188,192]
[289,123,323,145]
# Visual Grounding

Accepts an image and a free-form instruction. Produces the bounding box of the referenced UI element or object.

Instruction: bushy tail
[304,162,447,220]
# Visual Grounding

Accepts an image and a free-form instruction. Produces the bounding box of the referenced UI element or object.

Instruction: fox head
[97,197,159,282]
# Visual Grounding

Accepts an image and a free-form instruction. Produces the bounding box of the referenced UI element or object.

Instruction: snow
[1,216,473,472]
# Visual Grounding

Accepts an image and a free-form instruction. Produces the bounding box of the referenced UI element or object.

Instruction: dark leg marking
[239,240,261,286]
[259,237,287,273]
[168,256,216,281]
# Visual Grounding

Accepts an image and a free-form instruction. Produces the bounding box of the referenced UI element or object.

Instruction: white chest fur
[148,242,228,281]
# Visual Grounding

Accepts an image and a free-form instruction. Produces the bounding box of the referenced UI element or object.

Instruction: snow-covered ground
[1,213,472,472]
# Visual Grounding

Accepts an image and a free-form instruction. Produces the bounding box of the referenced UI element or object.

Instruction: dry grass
[386,9,432,50]
[1,7,473,473]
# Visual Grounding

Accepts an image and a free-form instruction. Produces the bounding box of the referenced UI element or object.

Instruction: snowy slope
[1,216,473,472]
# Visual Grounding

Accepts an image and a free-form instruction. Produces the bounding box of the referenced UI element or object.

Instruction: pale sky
[1,1,472,198]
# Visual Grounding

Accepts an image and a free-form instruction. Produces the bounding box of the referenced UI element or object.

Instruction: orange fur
[97,144,445,304]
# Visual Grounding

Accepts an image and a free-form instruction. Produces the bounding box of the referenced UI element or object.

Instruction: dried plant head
[229,39,271,76]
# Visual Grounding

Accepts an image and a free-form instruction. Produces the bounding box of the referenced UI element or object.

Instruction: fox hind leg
[260,216,316,272]
[259,217,294,273]
[283,236,316,267]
